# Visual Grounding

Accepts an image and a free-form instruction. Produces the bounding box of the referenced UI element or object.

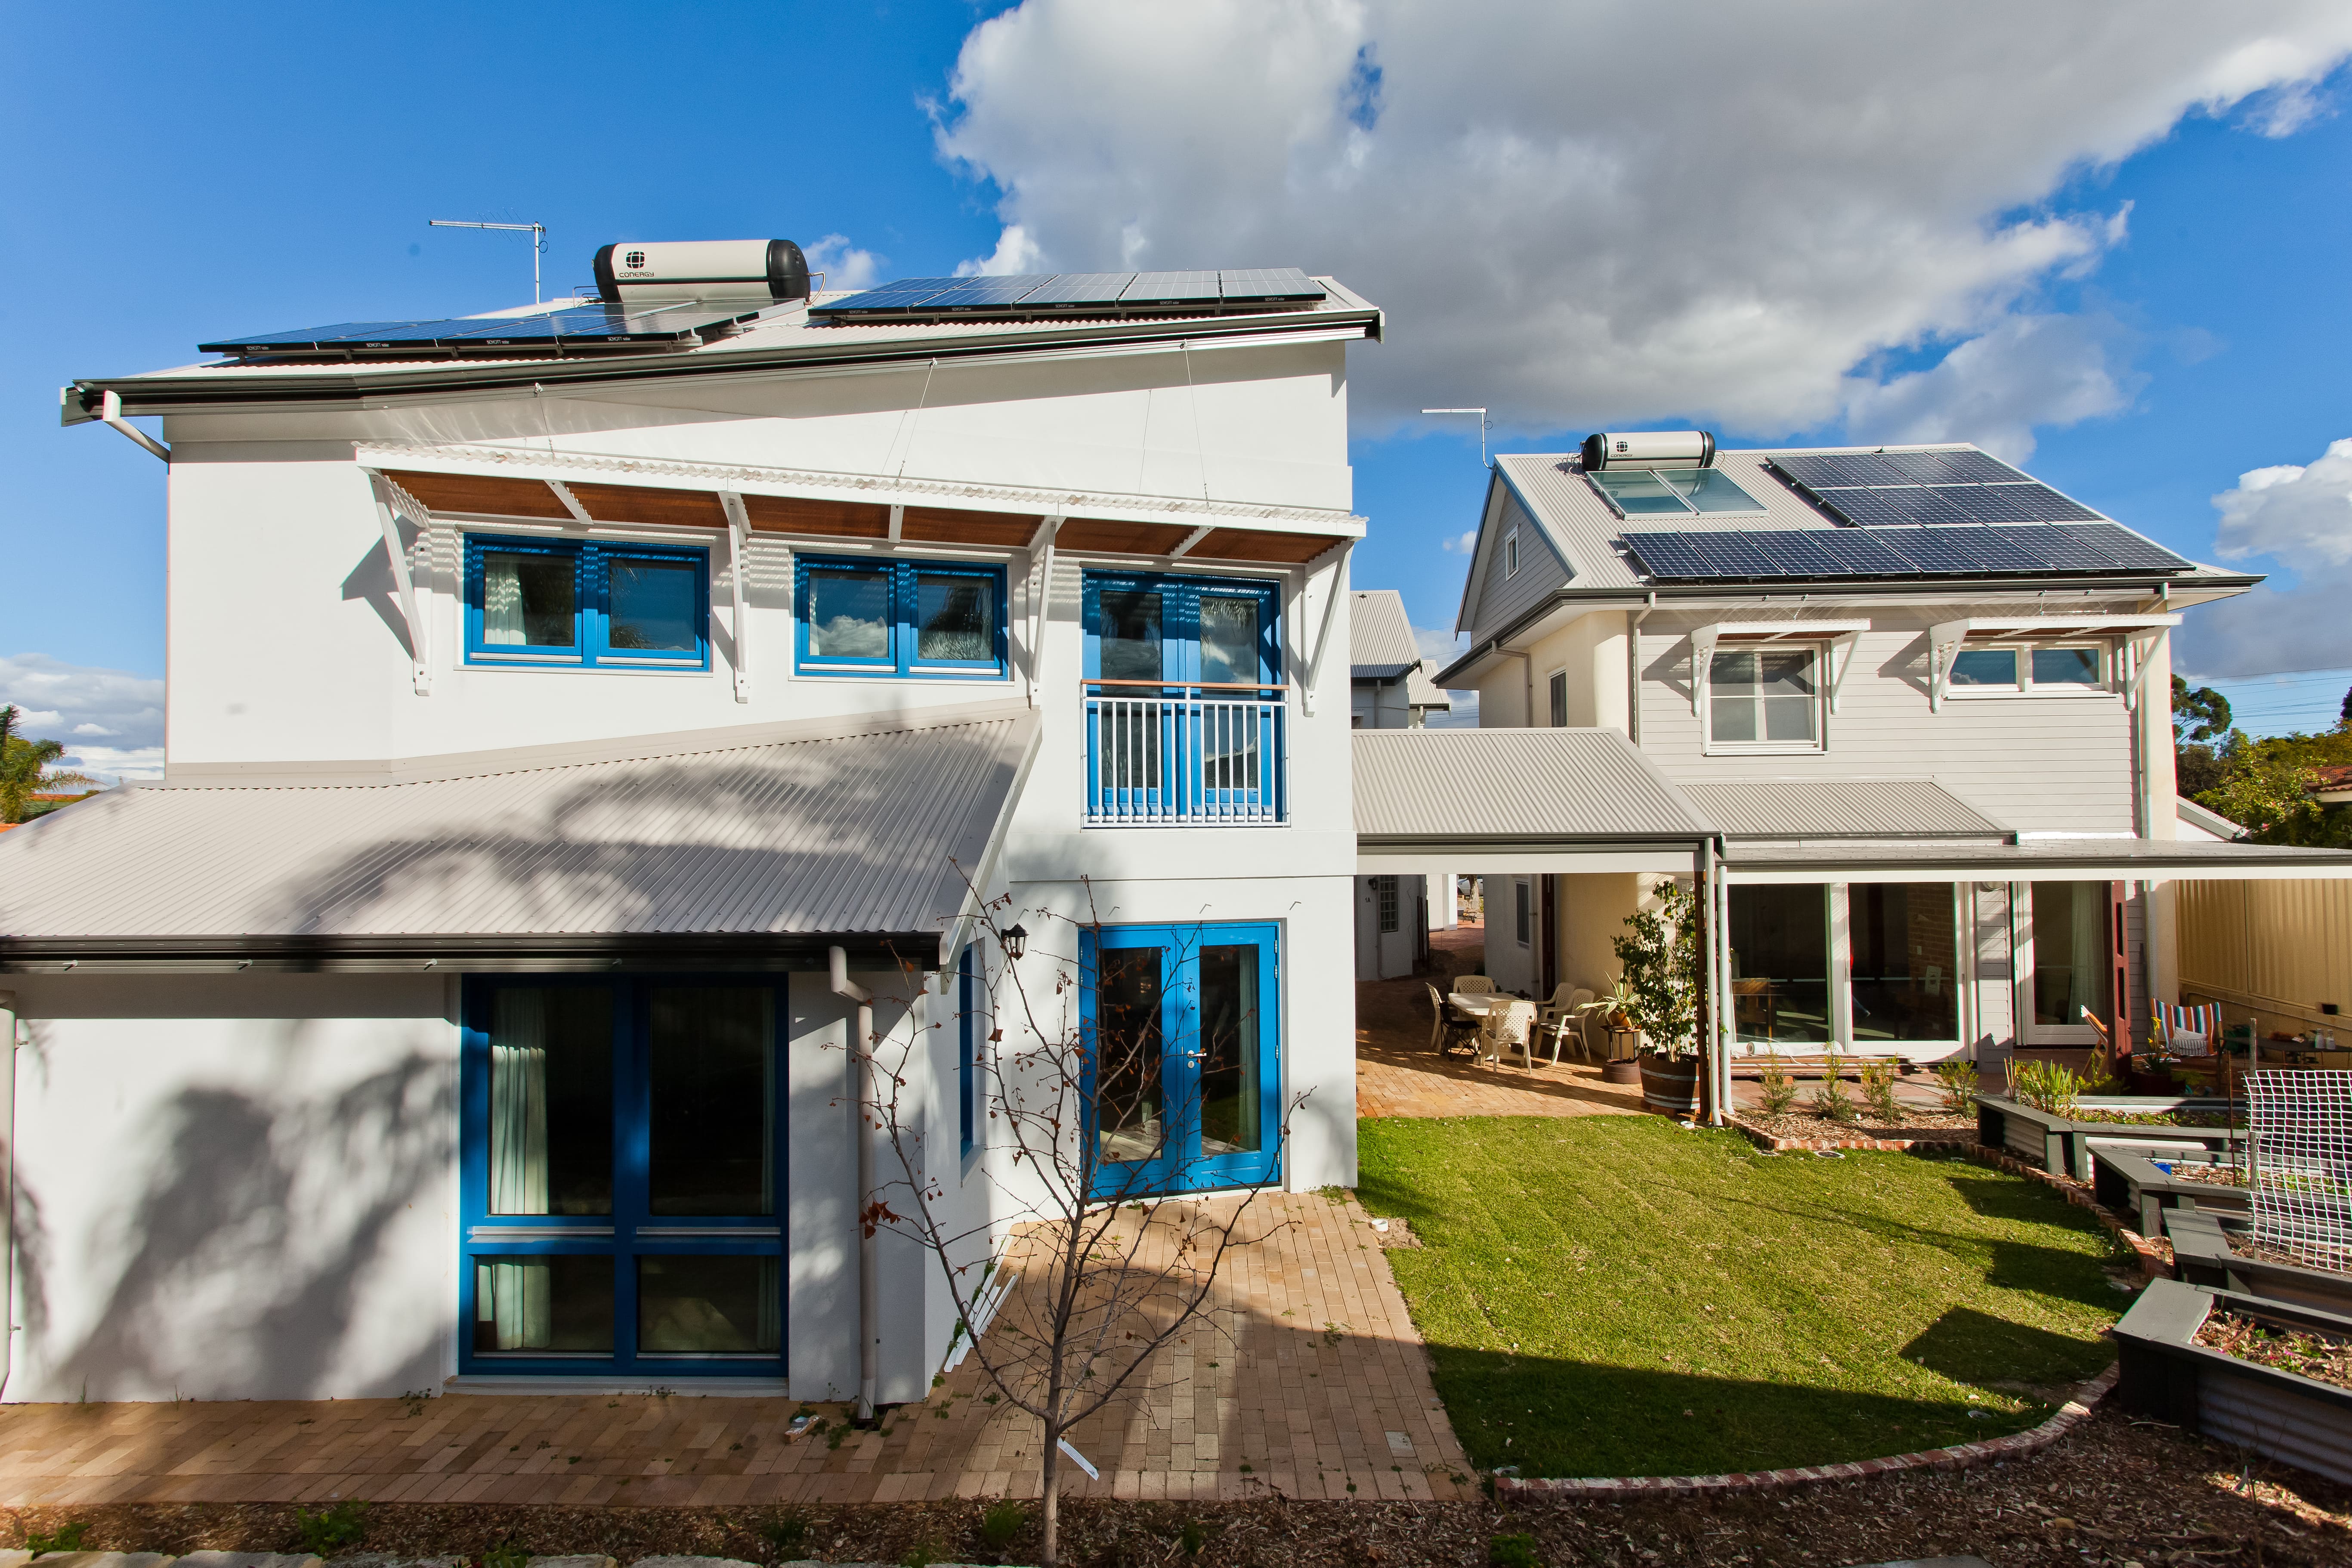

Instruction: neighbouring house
[1348,588,1453,980]
[0,245,1379,1404]
[1420,432,2352,1083]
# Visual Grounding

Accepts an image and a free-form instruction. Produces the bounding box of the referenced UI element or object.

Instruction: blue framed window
[464,534,710,669]
[1082,571,1281,689]
[1078,922,1280,1200]
[957,944,980,1159]
[795,555,1009,678]
[459,975,785,1377]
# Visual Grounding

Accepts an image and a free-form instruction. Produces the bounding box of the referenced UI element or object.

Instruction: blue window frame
[957,944,979,1160]
[458,975,785,1377]
[1078,922,1281,1200]
[464,534,710,670]
[1082,571,1281,689]
[795,555,1009,678]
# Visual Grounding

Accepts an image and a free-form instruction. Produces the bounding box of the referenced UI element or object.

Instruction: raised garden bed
[2089,1141,2250,1239]
[2165,1204,2352,1316]
[1975,1094,2241,1181]
[1734,1105,1974,1147]
[2111,1276,2352,1484]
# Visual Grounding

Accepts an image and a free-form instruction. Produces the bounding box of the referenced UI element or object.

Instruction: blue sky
[6,1,2352,772]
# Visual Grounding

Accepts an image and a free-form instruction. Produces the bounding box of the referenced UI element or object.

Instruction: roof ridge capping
[158,697,1039,791]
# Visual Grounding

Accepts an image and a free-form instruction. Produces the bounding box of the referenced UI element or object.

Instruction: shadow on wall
[16,1041,454,1401]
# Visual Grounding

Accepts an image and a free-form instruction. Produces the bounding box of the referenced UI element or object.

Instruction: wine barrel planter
[1601,1058,1641,1085]
[1639,1052,1702,1117]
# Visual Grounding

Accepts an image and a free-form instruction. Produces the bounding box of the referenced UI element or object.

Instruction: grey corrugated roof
[1676,779,2005,839]
[1354,728,1711,843]
[0,703,1038,957]
[1349,589,1421,671]
[1725,837,2352,875]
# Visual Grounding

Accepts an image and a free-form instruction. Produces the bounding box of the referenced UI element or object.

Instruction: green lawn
[1356,1116,2125,1479]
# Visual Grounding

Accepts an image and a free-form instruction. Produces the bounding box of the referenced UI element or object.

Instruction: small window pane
[648,987,774,1216]
[483,552,578,647]
[608,557,700,653]
[1098,590,1164,683]
[1505,532,1521,573]
[488,986,613,1215]
[1759,651,1817,742]
[1590,471,1694,515]
[638,1255,780,1354]
[1951,648,2019,688]
[1709,651,1759,742]
[1666,469,1766,513]
[807,569,891,659]
[915,573,995,662]
[1548,671,1568,728]
[2033,647,2101,686]
[1198,944,1262,1156]
[1199,597,1260,684]
[1095,947,1165,1165]
[473,1256,613,1353]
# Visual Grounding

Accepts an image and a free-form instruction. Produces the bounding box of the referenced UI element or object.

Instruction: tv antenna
[1423,407,1490,467]
[428,219,550,303]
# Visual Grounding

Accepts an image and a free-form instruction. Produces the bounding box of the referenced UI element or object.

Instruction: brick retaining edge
[1496,1364,2119,1499]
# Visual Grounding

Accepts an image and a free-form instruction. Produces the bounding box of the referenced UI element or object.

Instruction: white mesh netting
[2246,1068,2352,1275]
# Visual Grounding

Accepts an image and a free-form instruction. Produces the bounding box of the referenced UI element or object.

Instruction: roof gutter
[0,931,935,973]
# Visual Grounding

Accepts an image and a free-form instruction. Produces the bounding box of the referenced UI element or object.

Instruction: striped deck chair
[2157,1002,2218,1057]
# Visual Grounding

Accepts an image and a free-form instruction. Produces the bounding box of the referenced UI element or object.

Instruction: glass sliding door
[1727,885,1831,1046]
[1082,923,1280,1198]
[2024,881,2111,1042]
[1849,884,1959,1044]
[461,976,785,1376]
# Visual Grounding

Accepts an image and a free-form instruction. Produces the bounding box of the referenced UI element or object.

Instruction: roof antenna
[429,219,550,303]
[1423,407,1490,467]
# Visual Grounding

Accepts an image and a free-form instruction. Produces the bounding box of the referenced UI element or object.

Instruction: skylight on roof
[1586,467,1763,519]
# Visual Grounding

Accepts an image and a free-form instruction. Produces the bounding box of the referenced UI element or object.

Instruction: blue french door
[1081,923,1281,1198]
[458,975,786,1377]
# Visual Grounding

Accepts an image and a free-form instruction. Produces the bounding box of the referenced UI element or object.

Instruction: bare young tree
[863,882,1301,1566]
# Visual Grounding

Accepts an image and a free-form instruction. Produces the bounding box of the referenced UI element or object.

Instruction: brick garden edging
[1496,1364,2119,1499]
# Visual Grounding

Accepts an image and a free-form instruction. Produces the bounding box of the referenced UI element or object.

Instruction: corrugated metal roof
[0,703,1038,952]
[1354,728,1711,842]
[1726,837,2352,875]
[1348,589,1421,671]
[1676,779,2005,839]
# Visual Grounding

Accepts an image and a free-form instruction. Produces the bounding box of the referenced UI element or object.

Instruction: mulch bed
[1734,1105,1974,1143]
[2170,1162,2247,1188]
[2198,1308,2352,1392]
[7,1408,2349,1565]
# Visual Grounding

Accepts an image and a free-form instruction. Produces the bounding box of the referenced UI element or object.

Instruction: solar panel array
[1621,523,2193,582]
[200,300,771,359]
[810,269,1326,323]
[1767,449,2105,527]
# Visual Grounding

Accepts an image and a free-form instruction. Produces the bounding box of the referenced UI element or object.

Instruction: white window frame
[1940,641,2114,702]
[1503,528,1521,578]
[1697,638,1832,757]
[1839,880,1966,1055]
[2010,881,2107,1046]
[1926,614,2178,712]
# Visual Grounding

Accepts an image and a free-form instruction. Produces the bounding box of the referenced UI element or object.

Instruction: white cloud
[1841,313,2139,464]
[0,653,165,782]
[956,224,1046,277]
[802,234,883,294]
[935,1,2352,441]
[1439,529,1477,555]
[1412,624,1464,667]
[2176,439,2352,677]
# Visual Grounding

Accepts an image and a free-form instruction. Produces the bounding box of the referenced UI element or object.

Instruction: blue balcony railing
[1083,682,1287,826]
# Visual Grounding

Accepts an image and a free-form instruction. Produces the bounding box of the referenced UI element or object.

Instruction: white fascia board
[1695,619,1873,639]
[1358,847,1701,876]
[351,442,1365,540]
[1934,614,2183,637]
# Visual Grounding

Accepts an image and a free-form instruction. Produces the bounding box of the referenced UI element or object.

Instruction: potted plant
[1614,881,1702,1116]
[1593,978,1644,1084]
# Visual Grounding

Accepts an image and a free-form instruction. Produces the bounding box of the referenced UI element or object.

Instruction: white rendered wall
[2,974,456,1403]
[161,339,1351,768]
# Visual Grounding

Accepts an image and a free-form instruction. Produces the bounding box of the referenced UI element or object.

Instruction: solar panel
[1218,267,1325,303]
[200,302,764,357]
[1120,271,1221,304]
[812,267,1326,323]
[1621,523,2192,581]
[813,276,964,314]
[887,275,1050,313]
[1774,450,2027,489]
[1017,272,1137,304]
[1768,448,2107,528]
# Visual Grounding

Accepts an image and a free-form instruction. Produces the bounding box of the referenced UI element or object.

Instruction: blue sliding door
[1081,923,1280,1198]
[458,975,785,1377]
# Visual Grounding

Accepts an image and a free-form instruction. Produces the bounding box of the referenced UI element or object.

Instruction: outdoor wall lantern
[1000,923,1028,961]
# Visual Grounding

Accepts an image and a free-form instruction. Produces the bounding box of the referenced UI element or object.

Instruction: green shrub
[27,1523,88,1557]
[481,1543,529,1568]
[1490,1531,1541,1567]
[295,1500,369,1556]
[1933,1059,1978,1114]
[758,1509,810,1557]
[1178,1519,1210,1555]
[979,1499,1028,1551]
[1811,1052,1858,1123]
[899,1542,940,1568]
[1858,1058,1902,1124]
[2013,1059,2084,1118]
[1756,1056,1797,1116]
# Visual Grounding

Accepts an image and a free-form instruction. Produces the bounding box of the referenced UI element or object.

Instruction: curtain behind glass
[481,1259,553,1350]
[490,990,550,1215]
[2072,884,2109,1021]
[484,557,528,646]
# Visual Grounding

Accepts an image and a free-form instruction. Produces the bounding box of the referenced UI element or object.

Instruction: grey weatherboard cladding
[0,706,1037,957]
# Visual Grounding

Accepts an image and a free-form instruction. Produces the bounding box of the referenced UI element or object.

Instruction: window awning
[1927,613,2179,711]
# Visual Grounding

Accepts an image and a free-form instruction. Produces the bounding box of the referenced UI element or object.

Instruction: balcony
[1083,682,1287,826]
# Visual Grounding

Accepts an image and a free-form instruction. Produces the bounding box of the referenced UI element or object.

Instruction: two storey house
[0,245,1378,1407]
[1425,432,2352,1105]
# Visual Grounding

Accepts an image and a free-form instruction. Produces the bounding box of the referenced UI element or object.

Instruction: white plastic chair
[1480,999,1537,1070]
[1536,985,1592,1064]
[1455,974,1495,994]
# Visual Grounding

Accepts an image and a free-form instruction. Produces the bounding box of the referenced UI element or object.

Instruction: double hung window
[461,977,784,1376]
[1707,646,1822,750]
[796,556,1008,678]
[465,535,709,669]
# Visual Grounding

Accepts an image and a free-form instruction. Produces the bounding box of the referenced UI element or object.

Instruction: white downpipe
[828,947,878,1420]
[0,992,16,1398]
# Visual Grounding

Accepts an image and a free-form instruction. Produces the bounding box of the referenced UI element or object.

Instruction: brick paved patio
[0,1193,1470,1509]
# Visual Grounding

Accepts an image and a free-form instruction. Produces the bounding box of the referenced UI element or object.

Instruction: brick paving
[0,1194,1471,1510]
